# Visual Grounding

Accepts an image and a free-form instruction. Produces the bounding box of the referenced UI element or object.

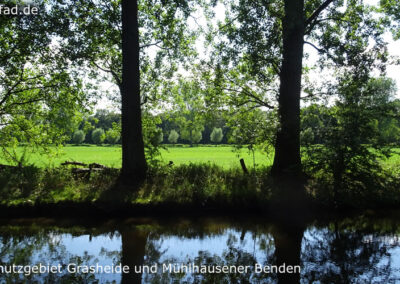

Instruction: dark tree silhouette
[271,0,305,177]
[120,0,147,184]
[121,230,149,284]
[272,222,305,284]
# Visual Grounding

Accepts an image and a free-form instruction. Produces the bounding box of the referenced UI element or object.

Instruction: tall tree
[209,0,389,178]
[271,0,305,176]
[171,77,206,146]
[121,0,147,183]
[53,0,197,184]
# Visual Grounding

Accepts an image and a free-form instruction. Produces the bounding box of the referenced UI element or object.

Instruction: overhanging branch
[305,0,336,27]
[305,0,336,34]
[304,40,324,53]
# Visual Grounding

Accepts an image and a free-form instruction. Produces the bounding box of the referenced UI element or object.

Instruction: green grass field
[0,145,274,169]
[1,145,400,169]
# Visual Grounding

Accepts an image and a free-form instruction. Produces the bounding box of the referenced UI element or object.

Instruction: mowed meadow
[1,145,400,169]
[0,145,274,169]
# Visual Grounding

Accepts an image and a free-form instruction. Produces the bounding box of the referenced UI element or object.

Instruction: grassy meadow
[0,145,274,169]
[0,144,400,170]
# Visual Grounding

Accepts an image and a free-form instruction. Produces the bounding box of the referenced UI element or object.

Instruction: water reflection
[302,221,399,283]
[0,215,400,283]
[121,229,148,284]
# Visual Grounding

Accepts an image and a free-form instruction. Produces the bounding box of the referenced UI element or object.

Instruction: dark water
[1,214,400,283]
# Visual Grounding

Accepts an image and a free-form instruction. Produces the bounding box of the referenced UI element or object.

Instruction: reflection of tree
[121,229,149,284]
[0,223,300,283]
[190,233,258,283]
[271,222,305,284]
[0,234,48,283]
[142,230,276,283]
[301,222,393,283]
[0,228,117,283]
[2,217,400,283]
[121,223,304,284]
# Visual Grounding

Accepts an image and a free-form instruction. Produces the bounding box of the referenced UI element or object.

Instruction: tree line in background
[70,76,400,150]
[68,108,228,145]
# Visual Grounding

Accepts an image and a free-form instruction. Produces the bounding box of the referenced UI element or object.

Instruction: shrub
[303,75,395,206]
[72,130,85,144]
[156,128,163,144]
[168,130,179,144]
[92,128,105,144]
[300,128,314,145]
[192,130,202,144]
[105,129,120,144]
[210,127,223,143]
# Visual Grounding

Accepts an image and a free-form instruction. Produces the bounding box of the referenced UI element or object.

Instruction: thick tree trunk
[271,0,305,177]
[120,0,147,183]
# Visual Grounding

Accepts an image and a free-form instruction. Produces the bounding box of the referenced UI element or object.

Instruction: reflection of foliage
[100,247,121,266]
[1,217,400,283]
[0,235,45,283]
[59,253,98,283]
[0,229,118,283]
[302,224,393,283]
[144,230,275,283]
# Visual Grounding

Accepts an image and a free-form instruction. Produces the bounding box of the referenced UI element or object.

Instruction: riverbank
[1,163,400,218]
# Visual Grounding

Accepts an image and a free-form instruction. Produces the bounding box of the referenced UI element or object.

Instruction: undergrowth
[0,163,400,210]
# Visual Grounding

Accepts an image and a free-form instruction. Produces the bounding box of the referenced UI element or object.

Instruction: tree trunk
[271,0,305,177]
[120,0,147,183]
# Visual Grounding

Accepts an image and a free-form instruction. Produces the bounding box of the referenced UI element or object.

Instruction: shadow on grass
[0,165,119,206]
[0,166,42,202]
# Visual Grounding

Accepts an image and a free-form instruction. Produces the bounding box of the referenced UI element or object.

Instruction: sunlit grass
[0,145,274,169]
[1,145,400,170]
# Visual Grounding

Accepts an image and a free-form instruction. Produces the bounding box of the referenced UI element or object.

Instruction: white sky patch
[386,38,400,95]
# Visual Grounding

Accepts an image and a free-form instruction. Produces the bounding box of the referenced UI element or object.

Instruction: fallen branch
[89,163,109,169]
[61,161,88,167]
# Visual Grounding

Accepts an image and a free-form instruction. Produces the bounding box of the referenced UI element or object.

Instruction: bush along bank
[1,163,400,218]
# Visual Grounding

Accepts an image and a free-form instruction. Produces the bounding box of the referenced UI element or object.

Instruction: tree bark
[120,0,147,183]
[271,0,305,177]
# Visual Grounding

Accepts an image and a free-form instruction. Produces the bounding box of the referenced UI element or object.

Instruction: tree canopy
[0,0,91,164]
[203,0,394,177]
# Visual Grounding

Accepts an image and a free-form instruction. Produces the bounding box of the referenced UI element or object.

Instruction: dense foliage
[0,0,92,164]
